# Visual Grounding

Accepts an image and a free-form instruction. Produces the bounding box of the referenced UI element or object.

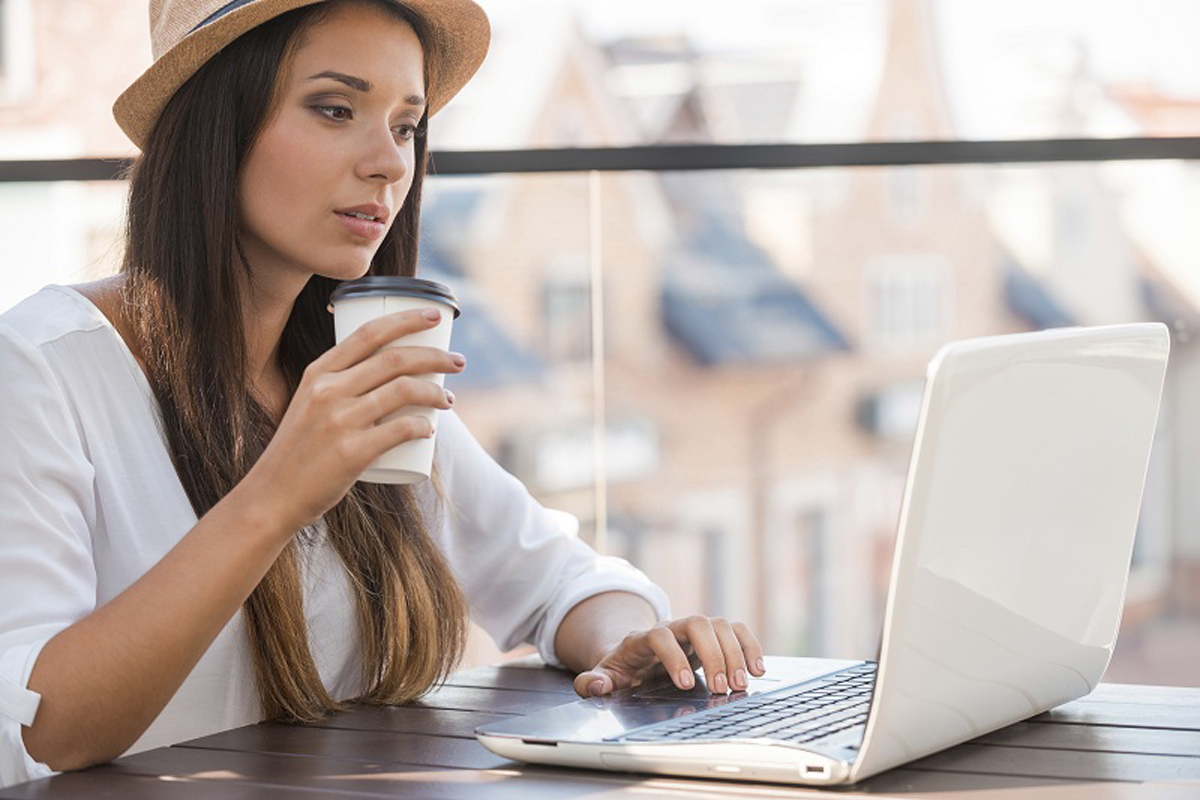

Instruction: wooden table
[4,658,1199,798]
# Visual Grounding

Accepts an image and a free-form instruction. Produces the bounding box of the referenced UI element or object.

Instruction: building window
[886,166,926,228]
[542,256,592,364]
[509,416,659,496]
[867,255,952,349]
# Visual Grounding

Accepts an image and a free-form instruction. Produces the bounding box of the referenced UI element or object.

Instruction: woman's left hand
[572,615,765,698]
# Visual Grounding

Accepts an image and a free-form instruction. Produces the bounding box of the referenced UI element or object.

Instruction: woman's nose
[356,125,408,184]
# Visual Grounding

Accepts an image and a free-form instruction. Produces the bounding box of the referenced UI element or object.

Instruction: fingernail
[589,679,604,697]
[714,672,728,693]
[756,658,765,674]
[423,309,441,321]
[679,670,694,689]
[445,390,455,405]
[735,668,747,689]
[451,353,466,367]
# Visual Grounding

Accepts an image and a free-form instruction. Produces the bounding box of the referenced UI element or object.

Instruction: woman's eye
[315,105,352,122]
[393,120,427,142]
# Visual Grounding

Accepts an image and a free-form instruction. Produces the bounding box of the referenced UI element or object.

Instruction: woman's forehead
[287,3,425,93]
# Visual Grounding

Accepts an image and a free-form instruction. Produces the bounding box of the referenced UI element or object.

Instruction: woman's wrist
[224,467,305,550]
[554,592,659,672]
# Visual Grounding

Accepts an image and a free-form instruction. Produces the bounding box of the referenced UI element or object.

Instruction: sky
[491,0,1200,138]
[496,0,1198,90]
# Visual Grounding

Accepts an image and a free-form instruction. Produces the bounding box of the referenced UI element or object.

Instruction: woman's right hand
[246,308,463,533]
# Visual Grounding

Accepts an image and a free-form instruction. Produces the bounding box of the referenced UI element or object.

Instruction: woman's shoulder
[0,283,111,351]
[0,282,136,407]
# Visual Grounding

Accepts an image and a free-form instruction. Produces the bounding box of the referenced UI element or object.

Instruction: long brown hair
[120,0,466,721]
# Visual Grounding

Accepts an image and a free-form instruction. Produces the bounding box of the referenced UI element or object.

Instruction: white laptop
[476,323,1170,786]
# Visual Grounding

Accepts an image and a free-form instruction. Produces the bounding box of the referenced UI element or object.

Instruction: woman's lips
[335,211,387,240]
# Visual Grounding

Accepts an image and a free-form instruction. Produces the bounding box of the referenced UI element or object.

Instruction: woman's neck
[241,275,305,420]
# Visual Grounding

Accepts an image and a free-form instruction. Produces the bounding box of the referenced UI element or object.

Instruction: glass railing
[2,149,1198,686]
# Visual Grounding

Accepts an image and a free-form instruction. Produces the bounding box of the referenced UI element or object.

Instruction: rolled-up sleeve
[0,324,98,787]
[425,411,670,668]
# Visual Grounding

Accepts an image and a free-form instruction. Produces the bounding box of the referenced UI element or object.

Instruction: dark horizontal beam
[0,158,132,182]
[430,137,1200,175]
[1,137,1198,182]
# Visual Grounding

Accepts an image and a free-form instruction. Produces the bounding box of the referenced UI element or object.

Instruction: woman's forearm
[21,477,294,772]
[553,591,659,673]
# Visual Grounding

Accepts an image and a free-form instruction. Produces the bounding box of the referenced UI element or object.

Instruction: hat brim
[113,0,489,149]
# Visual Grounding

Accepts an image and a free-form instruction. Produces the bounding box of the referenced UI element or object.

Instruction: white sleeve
[0,324,98,787]
[425,411,670,668]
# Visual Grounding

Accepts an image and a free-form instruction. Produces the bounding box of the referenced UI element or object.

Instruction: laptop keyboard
[612,662,876,746]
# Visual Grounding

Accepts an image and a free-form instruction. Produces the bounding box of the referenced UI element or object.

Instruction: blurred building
[434,0,1200,677]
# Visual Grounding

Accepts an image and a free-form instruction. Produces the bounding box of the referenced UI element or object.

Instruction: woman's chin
[314,262,374,282]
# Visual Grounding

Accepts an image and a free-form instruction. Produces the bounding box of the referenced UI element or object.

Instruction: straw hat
[114,0,490,148]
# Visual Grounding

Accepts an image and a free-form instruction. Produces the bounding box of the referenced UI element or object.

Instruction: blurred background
[1,0,1197,684]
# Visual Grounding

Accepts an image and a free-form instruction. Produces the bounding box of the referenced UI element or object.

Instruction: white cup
[330,277,459,484]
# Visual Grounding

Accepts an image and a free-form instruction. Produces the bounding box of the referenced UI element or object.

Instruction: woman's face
[238,1,425,288]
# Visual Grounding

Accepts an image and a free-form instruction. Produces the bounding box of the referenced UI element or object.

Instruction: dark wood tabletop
[5,657,1199,798]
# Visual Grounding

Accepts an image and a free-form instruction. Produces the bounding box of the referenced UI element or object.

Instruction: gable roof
[662,213,849,365]
[1001,253,1078,329]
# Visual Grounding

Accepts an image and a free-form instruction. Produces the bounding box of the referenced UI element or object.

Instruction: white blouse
[0,285,669,788]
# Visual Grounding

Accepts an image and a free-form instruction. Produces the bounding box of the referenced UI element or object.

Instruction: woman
[0,0,764,786]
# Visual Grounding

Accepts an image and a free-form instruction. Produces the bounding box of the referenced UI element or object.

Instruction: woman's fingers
[353,410,437,463]
[672,616,733,693]
[711,617,751,691]
[571,616,765,699]
[311,308,443,373]
[296,309,465,435]
[647,625,697,691]
[733,621,767,677]
[642,616,763,694]
[338,344,464,398]
[348,375,453,428]
[573,670,613,698]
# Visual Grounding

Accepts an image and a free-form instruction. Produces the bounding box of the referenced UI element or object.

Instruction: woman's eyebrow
[305,70,427,108]
[306,70,371,92]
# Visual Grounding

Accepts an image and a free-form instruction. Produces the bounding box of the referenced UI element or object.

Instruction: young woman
[0,0,765,786]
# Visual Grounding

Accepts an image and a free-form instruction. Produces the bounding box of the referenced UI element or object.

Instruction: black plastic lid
[330,276,460,317]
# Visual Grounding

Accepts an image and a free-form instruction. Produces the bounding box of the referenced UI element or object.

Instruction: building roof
[1138,249,1200,335]
[662,213,850,366]
[416,252,544,391]
[1001,256,1078,329]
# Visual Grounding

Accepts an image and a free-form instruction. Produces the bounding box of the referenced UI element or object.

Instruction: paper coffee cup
[330,277,460,484]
